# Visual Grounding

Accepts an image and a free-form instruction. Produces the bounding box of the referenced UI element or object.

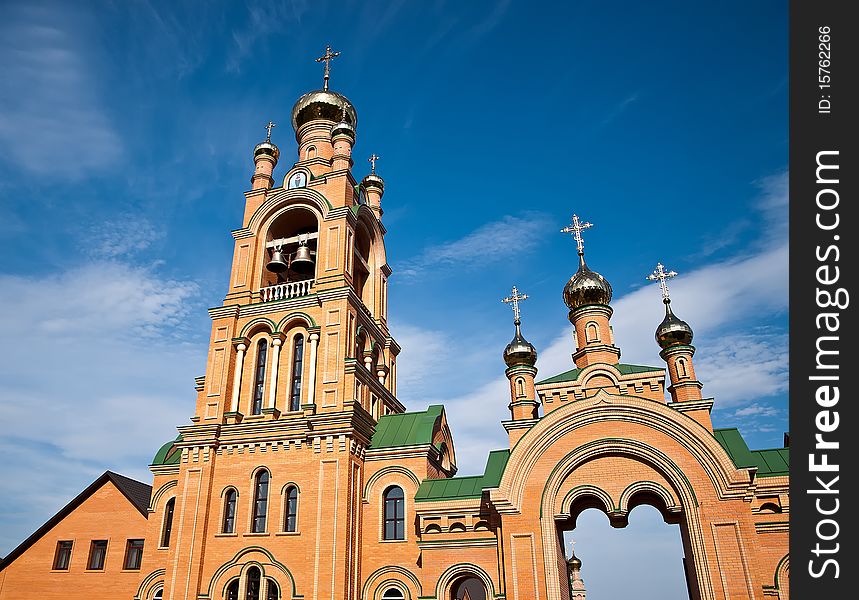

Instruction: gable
[0,471,151,571]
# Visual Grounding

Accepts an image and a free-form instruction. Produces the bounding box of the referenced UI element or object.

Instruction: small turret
[361,154,385,218]
[501,287,539,445]
[561,214,620,367]
[646,263,704,404]
[251,121,280,190]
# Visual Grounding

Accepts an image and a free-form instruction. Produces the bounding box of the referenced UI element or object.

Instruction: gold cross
[502,286,529,323]
[369,153,380,173]
[646,262,678,301]
[561,214,593,255]
[315,45,341,91]
[265,121,276,142]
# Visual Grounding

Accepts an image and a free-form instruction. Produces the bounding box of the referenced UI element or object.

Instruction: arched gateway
[0,51,787,600]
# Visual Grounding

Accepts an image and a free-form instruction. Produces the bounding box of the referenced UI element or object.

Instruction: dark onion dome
[567,553,582,569]
[253,140,280,161]
[331,116,355,141]
[503,321,538,368]
[361,172,384,192]
[563,256,613,311]
[656,301,694,348]
[292,89,357,131]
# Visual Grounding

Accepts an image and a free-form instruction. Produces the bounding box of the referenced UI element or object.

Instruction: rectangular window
[124,539,144,570]
[53,540,73,570]
[87,540,108,570]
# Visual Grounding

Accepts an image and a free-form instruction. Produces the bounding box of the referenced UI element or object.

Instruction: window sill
[84,569,106,573]
[121,568,142,572]
[379,539,408,543]
[275,531,301,536]
[243,532,271,537]
[214,533,239,538]
[50,569,70,573]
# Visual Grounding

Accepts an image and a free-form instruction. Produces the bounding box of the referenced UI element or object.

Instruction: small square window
[87,540,108,570]
[53,540,73,570]
[124,539,144,570]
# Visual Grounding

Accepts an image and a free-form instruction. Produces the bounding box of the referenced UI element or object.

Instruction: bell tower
[156,48,403,600]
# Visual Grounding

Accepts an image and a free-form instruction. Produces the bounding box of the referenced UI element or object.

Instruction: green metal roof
[369,405,444,449]
[713,428,789,477]
[151,435,182,466]
[415,449,510,502]
[537,363,663,385]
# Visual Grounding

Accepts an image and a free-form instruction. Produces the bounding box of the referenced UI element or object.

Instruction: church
[0,49,789,600]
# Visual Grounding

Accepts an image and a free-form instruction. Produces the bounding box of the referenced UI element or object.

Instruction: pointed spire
[502,286,537,368]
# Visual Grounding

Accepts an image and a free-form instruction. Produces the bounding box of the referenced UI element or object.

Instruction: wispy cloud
[0,3,122,178]
[396,171,788,475]
[226,0,309,73]
[83,214,165,259]
[396,212,552,279]
[0,261,202,554]
[600,92,641,126]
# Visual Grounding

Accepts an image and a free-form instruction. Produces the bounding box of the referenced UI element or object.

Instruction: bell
[266,249,289,273]
[291,243,315,274]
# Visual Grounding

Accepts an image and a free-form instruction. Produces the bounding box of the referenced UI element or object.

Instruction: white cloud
[399,172,788,475]
[396,212,551,279]
[226,1,309,73]
[0,3,122,178]
[0,261,203,554]
[84,215,165,259]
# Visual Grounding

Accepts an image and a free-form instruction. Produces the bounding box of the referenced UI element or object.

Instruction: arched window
[382,588,405,599]
[161,498,175,547]
[284,486,299,532]
[289,335,304,412]
[266,578,279,600]
[222,489,237,533]
[516,378,525,397]
[226,580,238,600]
[152,589,163,600]
[246,566,262,600]
[251,340,268,415]
[252,470,270,533]
[677,358,688,378]
[383,486,405,540]
[585,322,599,343]
[305,146,317,159]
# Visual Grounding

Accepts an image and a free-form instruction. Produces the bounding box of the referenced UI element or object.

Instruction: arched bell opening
[263,207,319,289]
[555,499,695,600]
[449,576,487,600]
[353,220,375,310]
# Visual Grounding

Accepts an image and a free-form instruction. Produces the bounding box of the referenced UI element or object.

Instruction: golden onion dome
[567,554,582,569]
[503,321,538,368]
[253,140,280,161]
[656,301,694,348]
[291,89,357,132]
[563,256,613,311]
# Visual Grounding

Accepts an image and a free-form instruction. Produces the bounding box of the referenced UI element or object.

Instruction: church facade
[0,53,789,600]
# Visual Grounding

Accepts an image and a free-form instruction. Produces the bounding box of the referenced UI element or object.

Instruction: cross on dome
[502,286,529,323]
[561,214,593,256]
[368,153,380,174]
[646,262,678,302]
[315,45,341,91]
[265,121,276,142]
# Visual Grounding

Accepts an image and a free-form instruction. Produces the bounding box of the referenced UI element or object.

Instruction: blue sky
[0,1,786,596]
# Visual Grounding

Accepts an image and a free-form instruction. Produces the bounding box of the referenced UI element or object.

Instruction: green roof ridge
[713,428,789,477]
[369,405,444,449]
[415,449,510,502]
[537,363,663,385]
[151,434,183,466]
